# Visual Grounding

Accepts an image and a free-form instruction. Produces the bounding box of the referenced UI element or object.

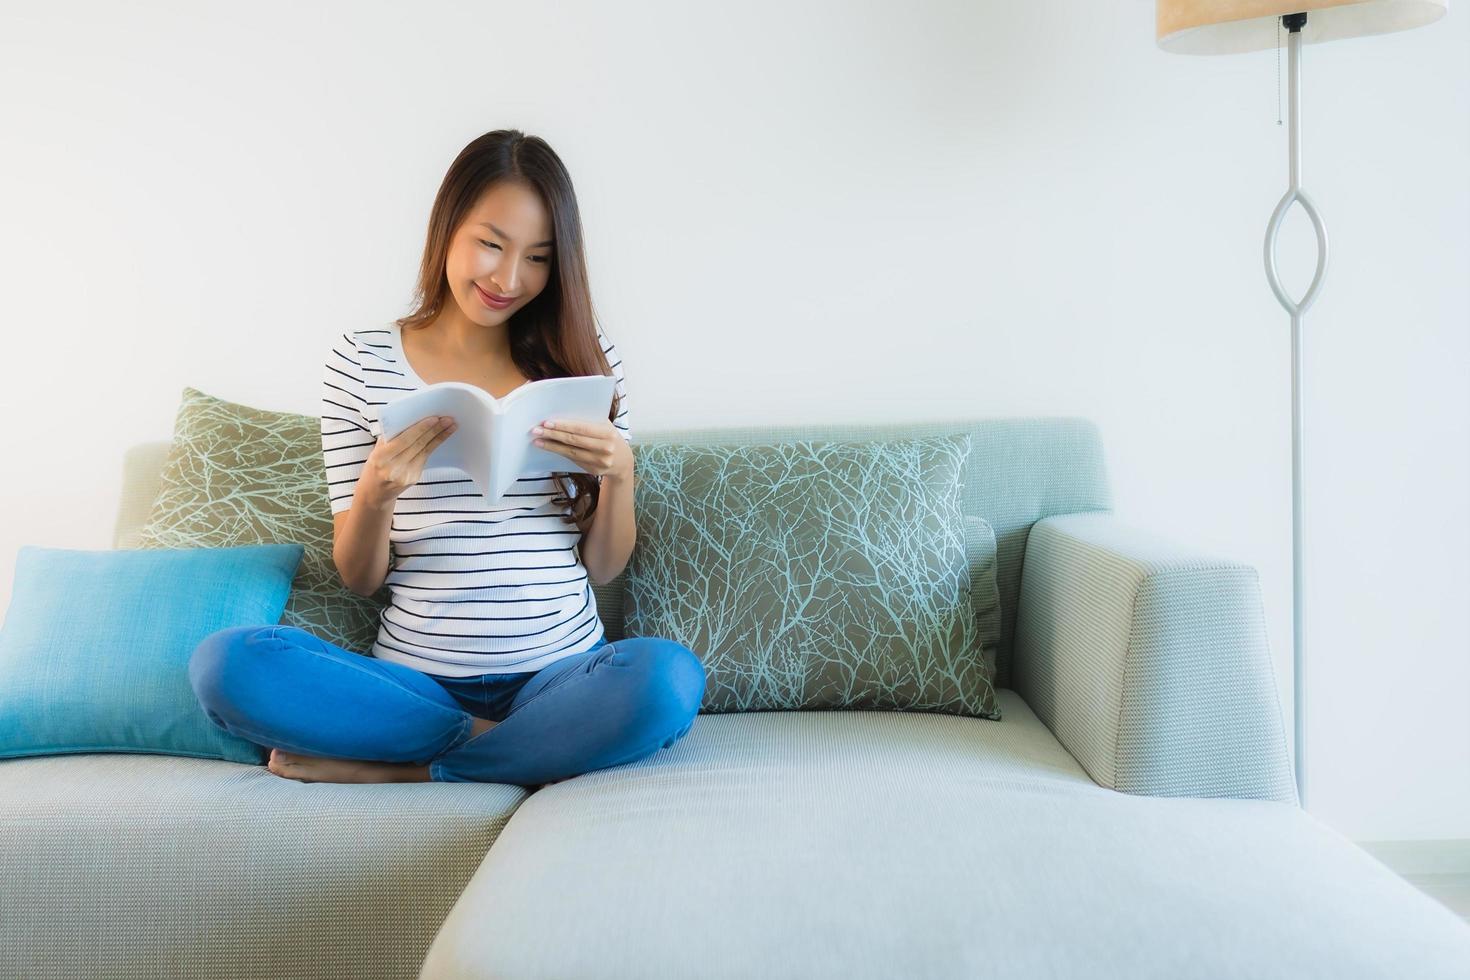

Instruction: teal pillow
[0,543,304,764]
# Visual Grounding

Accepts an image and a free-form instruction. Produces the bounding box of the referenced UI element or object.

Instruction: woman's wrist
[355,479,397,515]
[602,464,634,488]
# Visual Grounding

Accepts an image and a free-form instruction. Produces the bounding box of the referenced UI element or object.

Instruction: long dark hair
[394,130,621,530]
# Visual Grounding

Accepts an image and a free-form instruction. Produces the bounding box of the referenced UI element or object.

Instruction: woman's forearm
[334,490,395,597]
[581,470,637,586]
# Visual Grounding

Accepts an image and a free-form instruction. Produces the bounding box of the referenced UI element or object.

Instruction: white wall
[1,0,1465,841]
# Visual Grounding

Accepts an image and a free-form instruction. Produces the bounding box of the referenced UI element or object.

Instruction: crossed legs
[188,625,706,788]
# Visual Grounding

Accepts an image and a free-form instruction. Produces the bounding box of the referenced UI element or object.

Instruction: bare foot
[267,747,431,784]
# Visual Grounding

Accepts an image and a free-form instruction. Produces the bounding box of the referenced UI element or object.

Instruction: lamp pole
[1262,11,1329,811]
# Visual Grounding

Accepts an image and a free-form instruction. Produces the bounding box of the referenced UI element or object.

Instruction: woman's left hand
[532,418,634,484]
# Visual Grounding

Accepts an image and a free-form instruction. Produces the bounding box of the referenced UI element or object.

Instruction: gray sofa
[3,417,1467,979]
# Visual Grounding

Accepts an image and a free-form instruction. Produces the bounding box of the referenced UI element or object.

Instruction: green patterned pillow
[136,386,385,655]
[624,433,1001,719]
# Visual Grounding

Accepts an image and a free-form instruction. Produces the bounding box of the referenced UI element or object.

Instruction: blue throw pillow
[0,543,304,764]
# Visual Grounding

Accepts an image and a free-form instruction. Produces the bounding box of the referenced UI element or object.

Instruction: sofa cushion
[116,416,1114,690]
[420,688,1470,980]
[625,434,1000,719]
[0,752,528,979]
[0,543,302,764]
[136,386,387,656]
[962,513,1002,674]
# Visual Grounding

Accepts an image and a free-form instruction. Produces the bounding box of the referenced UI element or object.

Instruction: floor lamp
[1154,0,1447,811]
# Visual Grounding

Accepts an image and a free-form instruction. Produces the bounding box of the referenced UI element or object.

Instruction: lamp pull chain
[1277,16,1284,125]
[1270,16,1281,126]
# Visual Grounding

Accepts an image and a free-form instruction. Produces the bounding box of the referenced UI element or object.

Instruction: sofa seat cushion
[0,753,528,980]
[421,688,1470,980]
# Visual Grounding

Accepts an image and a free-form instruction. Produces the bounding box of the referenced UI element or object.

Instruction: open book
[371,375,618,507]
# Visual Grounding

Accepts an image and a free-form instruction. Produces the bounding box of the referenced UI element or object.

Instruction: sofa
[3,415,1468,980]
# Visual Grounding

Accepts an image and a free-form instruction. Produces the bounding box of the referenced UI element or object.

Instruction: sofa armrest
[1013,512,1297,804]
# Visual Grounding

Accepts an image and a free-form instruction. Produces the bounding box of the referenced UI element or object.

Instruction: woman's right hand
[357,415,457,509]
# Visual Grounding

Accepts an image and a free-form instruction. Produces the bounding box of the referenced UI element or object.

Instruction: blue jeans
[186,625,707,785]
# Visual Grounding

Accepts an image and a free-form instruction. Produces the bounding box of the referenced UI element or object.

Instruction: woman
[188,130,707,788]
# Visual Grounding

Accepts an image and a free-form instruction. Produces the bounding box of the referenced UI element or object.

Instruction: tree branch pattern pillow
[624,433,1001,720]
[136,386,385,655]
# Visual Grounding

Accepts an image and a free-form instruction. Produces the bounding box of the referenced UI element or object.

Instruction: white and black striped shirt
[320,320,631,677]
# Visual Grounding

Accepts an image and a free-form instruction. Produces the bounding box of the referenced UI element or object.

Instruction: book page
[490,375,618,502]
[374,382,493,493]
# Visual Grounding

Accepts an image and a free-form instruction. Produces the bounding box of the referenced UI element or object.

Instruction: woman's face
[446,180,555,324]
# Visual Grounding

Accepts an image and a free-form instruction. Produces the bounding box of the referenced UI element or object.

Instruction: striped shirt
[320,320,631,677]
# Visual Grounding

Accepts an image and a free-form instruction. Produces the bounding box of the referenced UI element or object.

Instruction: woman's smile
[474,282,514,309]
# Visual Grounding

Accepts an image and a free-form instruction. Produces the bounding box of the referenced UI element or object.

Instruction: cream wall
[1,0,1465,840]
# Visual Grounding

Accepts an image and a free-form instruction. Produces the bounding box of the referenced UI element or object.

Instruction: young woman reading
[188,129,707,788]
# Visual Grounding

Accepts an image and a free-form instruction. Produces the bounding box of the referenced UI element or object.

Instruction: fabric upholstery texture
[136,386,387,656]
[0,752,526,979]
[421,689,1470,980]
[624,434,1000,718]
[1014,513,1298,803]
[0,543,303,765]
[961,514,1003,673]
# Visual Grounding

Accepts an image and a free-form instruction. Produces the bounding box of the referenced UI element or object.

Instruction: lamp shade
[1157,0,1447,54]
